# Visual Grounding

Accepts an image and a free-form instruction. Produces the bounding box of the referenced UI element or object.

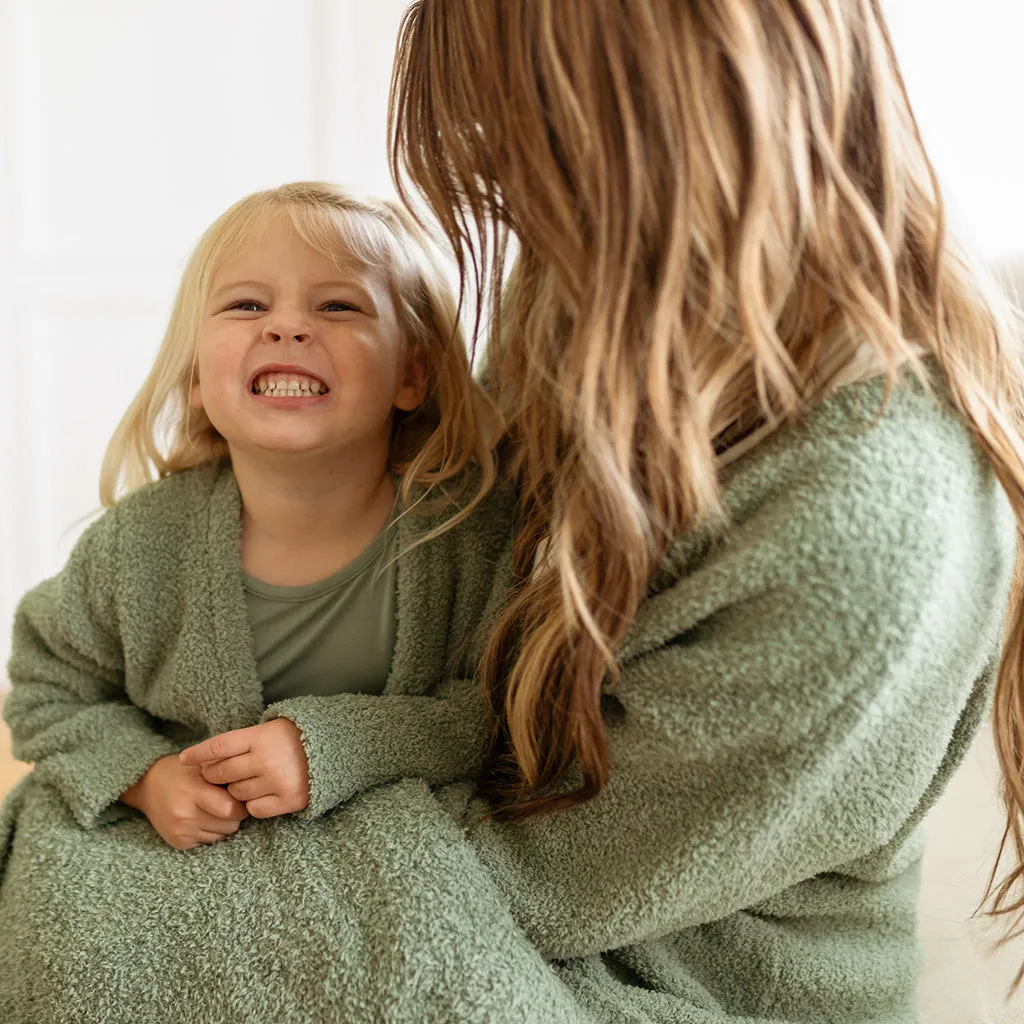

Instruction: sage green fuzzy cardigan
[0,373,1015,1023]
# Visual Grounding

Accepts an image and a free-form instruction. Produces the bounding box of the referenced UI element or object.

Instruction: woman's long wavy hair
[390,0,1024,985]
[100,182,499,530]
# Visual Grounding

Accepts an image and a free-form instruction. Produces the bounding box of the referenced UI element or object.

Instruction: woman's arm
[3,515,179,828]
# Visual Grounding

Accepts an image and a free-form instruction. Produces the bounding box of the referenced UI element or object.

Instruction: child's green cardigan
[0,372,1014,1023]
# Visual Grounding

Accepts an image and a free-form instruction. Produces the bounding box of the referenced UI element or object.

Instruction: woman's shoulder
[721,363,997,516]
[653,366,1015,596]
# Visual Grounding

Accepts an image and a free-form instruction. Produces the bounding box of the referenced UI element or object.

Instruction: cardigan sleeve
[3,515,180,829]
[427,427,1016,962]
[260,681,491,821]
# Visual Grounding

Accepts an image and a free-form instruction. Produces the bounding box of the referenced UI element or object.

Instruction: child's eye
[222,299,359,313]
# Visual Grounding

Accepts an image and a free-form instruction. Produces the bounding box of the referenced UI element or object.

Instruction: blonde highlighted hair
[390,0,1024,985]
[100,181,499,524]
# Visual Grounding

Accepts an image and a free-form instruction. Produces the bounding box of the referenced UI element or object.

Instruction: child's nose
[262,313,312,344]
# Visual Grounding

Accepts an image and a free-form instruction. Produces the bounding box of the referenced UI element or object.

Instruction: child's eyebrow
[209,279,374,301]
[309,278,367,290]
[210,280,268,300]
[309,279,379,311]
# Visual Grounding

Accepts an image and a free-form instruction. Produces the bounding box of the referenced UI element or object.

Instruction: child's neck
[231,448,397,587]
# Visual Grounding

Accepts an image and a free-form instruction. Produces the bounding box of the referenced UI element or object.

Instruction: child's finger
[226,777,269,802]
[194,807,243,833]
[195,787,249,822]
[179,729,253,766]
[245,795,286,819]
[199,754,258,785]
[192,831,229,848]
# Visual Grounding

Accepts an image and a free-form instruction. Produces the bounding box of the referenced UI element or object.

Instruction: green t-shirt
[243,511,399,705]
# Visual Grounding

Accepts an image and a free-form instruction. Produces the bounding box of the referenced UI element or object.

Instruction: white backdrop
[886,0,1024,261]
[1,0,1023,681]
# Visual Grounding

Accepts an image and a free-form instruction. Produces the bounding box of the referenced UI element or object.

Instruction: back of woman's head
[391,0,1024,973]
[392,0,1015,454]
[101,181,499,513]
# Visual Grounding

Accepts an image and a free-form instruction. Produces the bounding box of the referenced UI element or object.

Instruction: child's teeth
[254,372,327,396]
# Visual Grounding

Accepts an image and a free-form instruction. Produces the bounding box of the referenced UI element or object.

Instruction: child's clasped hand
[178,718,311,822]
[124,718,311,852]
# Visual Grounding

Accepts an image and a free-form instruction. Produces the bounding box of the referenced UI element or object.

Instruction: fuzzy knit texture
[0,370,1016,1024]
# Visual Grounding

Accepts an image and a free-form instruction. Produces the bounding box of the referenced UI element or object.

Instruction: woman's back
[484,370,1011,1019]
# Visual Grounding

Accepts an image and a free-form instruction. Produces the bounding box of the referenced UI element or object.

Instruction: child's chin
[230,433,330,459]
[262,437,327,456]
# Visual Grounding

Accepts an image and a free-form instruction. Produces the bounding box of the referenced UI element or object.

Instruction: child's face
[192,216,426,463]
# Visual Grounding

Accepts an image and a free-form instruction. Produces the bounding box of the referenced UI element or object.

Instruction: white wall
[0,0,409,679]
[885,0,1024,261]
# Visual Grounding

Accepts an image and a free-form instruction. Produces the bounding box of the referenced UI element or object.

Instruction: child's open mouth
[251,372,329,397]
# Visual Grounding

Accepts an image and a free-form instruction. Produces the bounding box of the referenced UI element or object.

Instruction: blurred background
[1,1,1023,1020]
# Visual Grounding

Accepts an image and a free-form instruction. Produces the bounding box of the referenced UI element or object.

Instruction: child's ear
[394,348,429,412]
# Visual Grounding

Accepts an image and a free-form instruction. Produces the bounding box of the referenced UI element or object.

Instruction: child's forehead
[211,215,387,288]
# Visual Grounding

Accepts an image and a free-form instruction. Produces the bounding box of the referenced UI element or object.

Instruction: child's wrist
[118,760,161,811]
[118,779,148,811]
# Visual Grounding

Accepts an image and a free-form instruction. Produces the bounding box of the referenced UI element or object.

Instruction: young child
[6,181,501,852]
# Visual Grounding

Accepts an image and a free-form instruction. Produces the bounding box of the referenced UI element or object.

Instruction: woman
[385,0,1023,1018]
